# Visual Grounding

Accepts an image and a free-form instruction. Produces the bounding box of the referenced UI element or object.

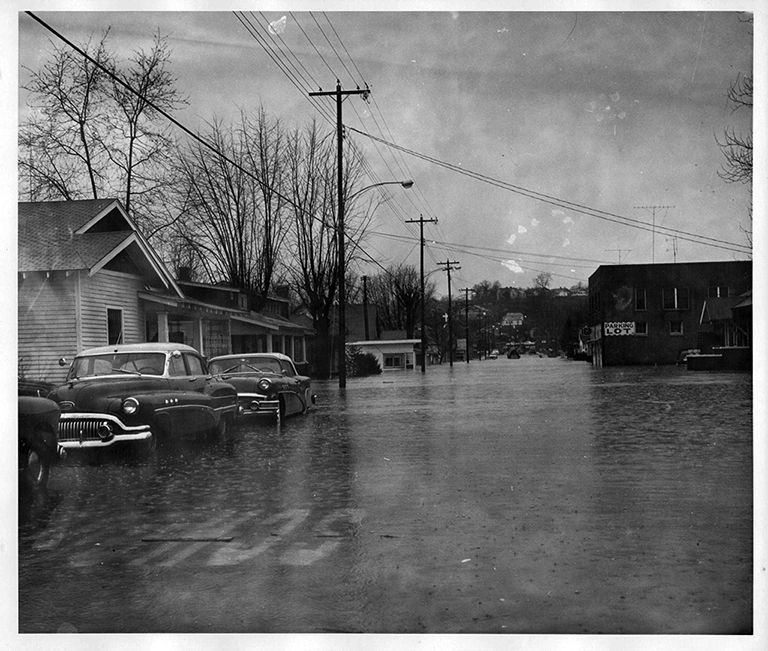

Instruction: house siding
[79,270,146,349]
[18,271,78,384]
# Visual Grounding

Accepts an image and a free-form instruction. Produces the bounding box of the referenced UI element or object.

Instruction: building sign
[604,322,635,336]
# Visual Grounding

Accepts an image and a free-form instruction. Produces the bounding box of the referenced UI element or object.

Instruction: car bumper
[57,413,152,448]
[237,394,280,415]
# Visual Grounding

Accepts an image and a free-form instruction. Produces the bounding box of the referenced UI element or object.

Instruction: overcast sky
[11,3,761,295]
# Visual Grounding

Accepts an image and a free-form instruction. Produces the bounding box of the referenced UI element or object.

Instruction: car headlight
[122,397,140,415]
[257,378,272,392]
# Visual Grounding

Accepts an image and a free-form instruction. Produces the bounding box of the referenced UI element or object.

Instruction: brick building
[587,261,751,367]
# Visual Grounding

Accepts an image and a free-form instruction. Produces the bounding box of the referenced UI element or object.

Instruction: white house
[346,339,421,371]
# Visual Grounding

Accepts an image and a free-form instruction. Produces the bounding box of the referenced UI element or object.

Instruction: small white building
[346,339,421,371]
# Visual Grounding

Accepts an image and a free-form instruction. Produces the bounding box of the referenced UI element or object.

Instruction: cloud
[530,218,540,227]
[502,260,524,274]
[563,238,571,247]
[563,216,574,225]
[506,234,517,245]
[552,209,565,218]
[518,225,527,234]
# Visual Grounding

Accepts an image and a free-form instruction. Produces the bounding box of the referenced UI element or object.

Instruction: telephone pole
[362,275,370,340]
[405,214,438,373]
[437,260,460,367]
[310,81,370,388]
[634,205,674,264]
[461,288,472,363]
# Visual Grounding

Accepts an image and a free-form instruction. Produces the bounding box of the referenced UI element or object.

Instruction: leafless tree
[20,32,112,201]
[19,29,185,234]
[105,30,187,220]
[533,272,552,290]
[284,119,369,378]
[716,13,753,246]
[367,264,436,338]
[171,110,290,302]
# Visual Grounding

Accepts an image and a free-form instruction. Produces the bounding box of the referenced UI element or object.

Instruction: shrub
[346,347,382,377]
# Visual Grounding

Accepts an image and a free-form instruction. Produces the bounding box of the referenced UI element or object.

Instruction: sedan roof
[77,342,202,356]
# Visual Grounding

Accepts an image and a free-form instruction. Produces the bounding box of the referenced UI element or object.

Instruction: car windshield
[68,352,167,379]
[209,357,290,376]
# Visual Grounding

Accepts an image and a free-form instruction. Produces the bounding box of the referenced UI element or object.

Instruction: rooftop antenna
[605,249,631,264]
[634,205,674,263]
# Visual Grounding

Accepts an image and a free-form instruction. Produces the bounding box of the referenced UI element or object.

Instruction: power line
[234,12,335,126]
[347,126,752,255]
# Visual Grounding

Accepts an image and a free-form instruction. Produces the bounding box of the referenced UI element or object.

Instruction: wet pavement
[17,357,753,634]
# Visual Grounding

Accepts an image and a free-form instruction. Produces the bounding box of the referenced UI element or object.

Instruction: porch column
[193,317,204,355]
[157,312,169,343]
[266,333,273,353]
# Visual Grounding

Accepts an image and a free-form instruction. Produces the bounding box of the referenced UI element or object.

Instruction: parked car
[19,388,64,490]
[208,353,315,420]
[48,343,238,452]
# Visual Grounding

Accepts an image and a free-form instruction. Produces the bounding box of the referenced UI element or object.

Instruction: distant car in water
[208,353,315,420]
[18,380,65,490]
[489,349,499,359]
[48,343,238,452]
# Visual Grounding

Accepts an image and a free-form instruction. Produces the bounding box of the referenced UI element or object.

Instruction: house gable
[19,199,182,296]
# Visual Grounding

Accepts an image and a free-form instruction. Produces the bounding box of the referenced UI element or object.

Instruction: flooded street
[18,357,753,635]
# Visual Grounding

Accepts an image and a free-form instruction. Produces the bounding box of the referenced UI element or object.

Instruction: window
[384,354,404,369]
[708,286,729,298]
[635,322,648,335]
[107,308,124,345]
[634,289,647,311]
[663,287,689,310]
[168,354,186,376]
[669,321,683,336]
[184,354,205,376]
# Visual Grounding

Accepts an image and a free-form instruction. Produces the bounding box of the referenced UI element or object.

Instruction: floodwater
[18,357,753,635]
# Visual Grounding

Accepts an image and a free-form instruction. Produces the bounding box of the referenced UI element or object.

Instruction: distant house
[501,312,524,327]
[18,199,312,383]
[587,261,751,367]
[347,329,421,371]
[692,290,752,370]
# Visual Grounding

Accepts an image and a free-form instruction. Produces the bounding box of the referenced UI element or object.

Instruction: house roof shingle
[18,199,130,272]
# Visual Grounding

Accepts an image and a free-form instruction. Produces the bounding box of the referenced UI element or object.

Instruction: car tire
[22,440,50,490]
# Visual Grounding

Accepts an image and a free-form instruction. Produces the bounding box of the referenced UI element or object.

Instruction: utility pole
[405,214,438,373]
[462,288,471,363]
[634,205,674,264]
[437,260,460,367]
[362,275,370,340]
[310,81,370,389]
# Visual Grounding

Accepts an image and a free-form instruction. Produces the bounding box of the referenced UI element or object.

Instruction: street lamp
[337,179,413,388]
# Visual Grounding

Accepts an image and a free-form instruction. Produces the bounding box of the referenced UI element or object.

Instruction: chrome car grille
[58,418,107,443]
[56,413,151,448]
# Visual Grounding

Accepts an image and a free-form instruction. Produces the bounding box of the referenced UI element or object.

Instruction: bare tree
[105,30,187,222]
[172,110,290,301]
[533,272,552,290]
[19,29,184,234]
[368,264,436,338]
[20,33,112,200]
[284,119,369,378]
[716,13,753,246]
